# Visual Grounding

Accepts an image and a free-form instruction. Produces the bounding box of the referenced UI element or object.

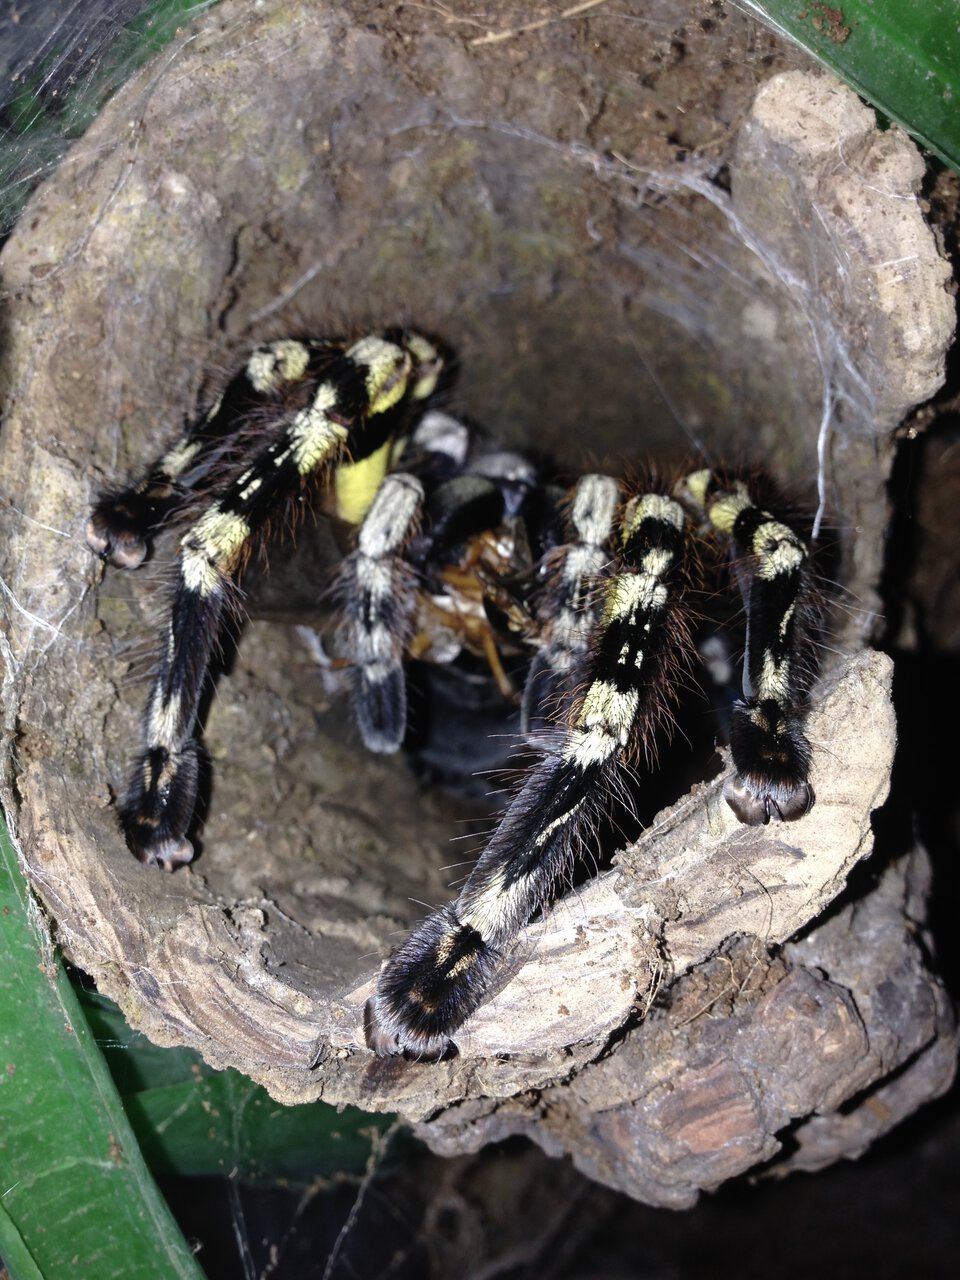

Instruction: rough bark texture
[0,0,955,1204]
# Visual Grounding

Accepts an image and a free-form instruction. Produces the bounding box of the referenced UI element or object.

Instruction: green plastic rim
[745,0,960,172]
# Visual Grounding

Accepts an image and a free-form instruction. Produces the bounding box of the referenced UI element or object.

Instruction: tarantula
[87,330,816,1058]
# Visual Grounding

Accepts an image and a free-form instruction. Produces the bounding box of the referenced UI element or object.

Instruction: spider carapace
[87,330,817,1059]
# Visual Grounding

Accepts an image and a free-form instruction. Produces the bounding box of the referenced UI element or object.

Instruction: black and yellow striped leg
[521,473,620,736]
[682,470,814,825]
[118,333,441,868]
[86,338,332,570]
[367,491,688,1057]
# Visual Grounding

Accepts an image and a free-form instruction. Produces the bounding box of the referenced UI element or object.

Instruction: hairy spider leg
[367,490,689,1058]
[682,470,815,825]
[113,333,441,869]
[344,413,539,753]
[86,338,331,569]
[521,473,621,736]
[340,472,425,754]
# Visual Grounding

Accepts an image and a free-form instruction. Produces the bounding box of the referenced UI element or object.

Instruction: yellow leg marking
[181,508,251,594]
[289,384,347,474]
[347,336,412,415]
[247,339,311,393]
[334,438,394,526]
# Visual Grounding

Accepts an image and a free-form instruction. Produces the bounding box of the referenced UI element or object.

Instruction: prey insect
[87,330,817,1059]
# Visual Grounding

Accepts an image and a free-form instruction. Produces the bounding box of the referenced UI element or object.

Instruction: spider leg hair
[679,469,816,825]
[367,489,690,1057]
[521,473,620,737]
[339,471,425,753]
[113,332,441,868]
[86,338,329,569]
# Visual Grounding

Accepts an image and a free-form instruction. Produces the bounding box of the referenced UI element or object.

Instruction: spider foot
[86,507,148,569]
[724,773,814,825]
[365,907,499,1058]
[121,744,200,869]
[352,664,408,755]
[127,833,196,872]
[86,488,170,569]
[726,700,813,825]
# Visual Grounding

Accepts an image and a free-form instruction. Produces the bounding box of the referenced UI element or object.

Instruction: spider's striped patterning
[88,332,443,871]
[87,330,817,1060]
